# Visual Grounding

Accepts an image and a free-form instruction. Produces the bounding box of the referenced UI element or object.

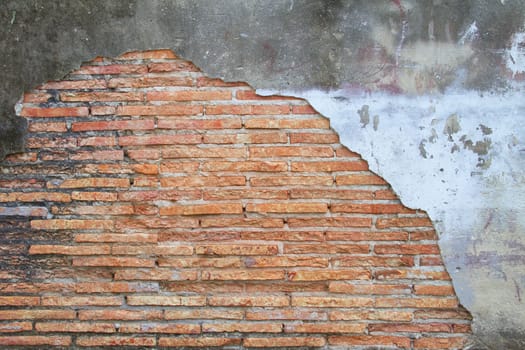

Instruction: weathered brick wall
[0,50,471,348]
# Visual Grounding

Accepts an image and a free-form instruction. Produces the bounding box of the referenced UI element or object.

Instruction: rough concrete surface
[0,1,524,348]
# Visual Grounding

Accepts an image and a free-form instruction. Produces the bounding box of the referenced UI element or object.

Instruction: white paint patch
[506,31,525,76]
[459,21,478,45]
[259,85,525,332]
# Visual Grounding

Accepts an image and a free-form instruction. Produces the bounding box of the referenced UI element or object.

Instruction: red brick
[326,231,409,241]
[284,244,369,254]
[288,217,372,228]
[117,104,203,116]
[331,256,414,267]
[21,106,89,118]
[71,191,118,201]
[375,269,451,280]
[31,219,113,230]
[0,206,48,217]
[245,117,329,129]
[240,231,324,241]
[206,104,289,115]
[292,161,368,172]
[60,91,143,102]
[290,189,373,200]
[70,150,124,161]
[328,335,411,348]
[414,285,456,296]
[203,270,285,281]
[250,175,333,187]
[246,202,327,214]
[250,146,333,158]
[147,90,232,101]
[115,217,198,229]
[235,90,300,100]
[197,77,248,87]
[159,337,241,347]
[76,336,156,347]
[114,269,198,281]
[75,282,158,293]
[91,105,116,115]
[375,297,458,308]
[368,323,453,333]
[117,49,178,60]
[203,132,288,144]
[285,323,366,334]
[0,336,71,346]
[0,296,40,306]
[374,244,440,255]
[203,322,282,333]
[290,132,339,143]
[244,256,328,268]
[196,244,278,255]
[48,177,129,188]
[159,257,241,268]
[204,189,288,200]
[292,104,318,114]
[42,296,122,306]
[78,136,117,147]
[112,244,192,256]
[202,160,286,172]
[246,310,328,321]
[165,309,244,320]
[74,64,148,75]
[411,230,439,240]
[163,146,246,159]
[329,282,411,295]
[376,217,433,228]
[26,137,77,149]
[161,175,245,187]
[75,233,158,243]
[244,337,326,347]
[336,174,387,185]
[72,119,155,132]
[149,61,200,73]
[288,269,371,281]
[36,322,116,333]
[292,296,374,308]
[330,310,413,322]
[118,189,201,201]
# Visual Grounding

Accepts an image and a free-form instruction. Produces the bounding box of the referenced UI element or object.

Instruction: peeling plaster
[262,86,525,347]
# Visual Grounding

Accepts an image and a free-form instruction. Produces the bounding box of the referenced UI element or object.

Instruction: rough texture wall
[0,51,471,349]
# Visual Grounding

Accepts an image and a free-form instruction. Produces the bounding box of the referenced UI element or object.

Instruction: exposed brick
[414,337,467,349]
[203,322,282,333]
[332,256,414,267]
[414,285,455,295]
[292,296,374,308]
[117,104,203,116]
[161,175,245,187]
[163,146,246,159]
[158,117,242,130]
[246,202,328,213]
[127,295,206,306]
[60,91,143,102]
[78,310,163,321]
[29,245,111,255]
[0,310,76,320]
[112,245,193,256]
[328,335,411,348]
[245,117,330,129]
[21,106,89,118]
[36,322,116,333]
[250,146,333,158]
[39,79,107,89]
[288,269,371,281]
[72,119,155,132]
[244,256,328,268]
[196,244,278,255]
[203,132,288,144]
[165,309,244,320]
[376,217,433,228]
[375,244,440,255]
[159,257,241,268]
[91,105,116,115]
[0,296,40,306]
[119,134,201,146]
[0,322,33,333]
[114,269,198,281]
[74,64,148,75]
[201,160,287,172]
[120,323,200,334]
[250,175,333,187]
[31,219,114,230]
[147,90,232,101]
[0,336,71,346]
[108,76,193,88]
[336,174,387,185]
[160,203,243,216]
[117,49,178,60]
[159,337,241,347]
[330,310,413,322]
[202,269,285,281]
[197,77,249,87]
[28,121,68,133]
[244,337,326,347]
[149,61,200,73]
[75,282,159,293]
[75,233,158,243]
[285,323,366,334]
[246,310,328,321]
[76,336,156,347]
[329,282,412,295]
[209,295,289,307]
[284,243,369,254]
[71,191,118,201]
[72,257,155,267]
[235,90,299,100]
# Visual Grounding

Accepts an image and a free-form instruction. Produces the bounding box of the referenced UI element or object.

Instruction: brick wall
[0,50,471,348]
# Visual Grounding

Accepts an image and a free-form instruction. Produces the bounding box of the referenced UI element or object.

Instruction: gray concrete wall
[1,1,524,348]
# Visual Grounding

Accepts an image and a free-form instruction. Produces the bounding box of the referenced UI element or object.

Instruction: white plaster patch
[506,31,525,76]
[259,85,525,331]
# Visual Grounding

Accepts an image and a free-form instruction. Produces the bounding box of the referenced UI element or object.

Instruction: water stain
[358,104,370,128]
[444,113,461,141]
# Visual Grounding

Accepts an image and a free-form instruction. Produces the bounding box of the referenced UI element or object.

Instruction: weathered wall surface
[0,1,524,349]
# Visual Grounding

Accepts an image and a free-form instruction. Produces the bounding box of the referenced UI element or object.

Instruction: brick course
[0,49,471,349]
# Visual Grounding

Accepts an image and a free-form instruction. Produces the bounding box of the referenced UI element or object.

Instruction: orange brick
[0,336,71,346]
[292,296,374,308]
[72,257,155,267]
[209,295,289,307]
[31,219,114,230]
[72,119,155,132]
[60,91,143,102]
[108,76,193,88]
[240,231,324,241]
[196,244,278,255]
[160,161,200,173]
[284,244,369,254]
[420,256,446,266]
[246,310,328,321]
[197,77,248,87]
[244,256,328,268]
[0,296,40,306]
[292,161,367,172]
[336,174,387,185]
[120,323,200,334]
[201,160,287,172]
[158,117,242,130]
[160,203,242,216]
[119,134,201,146]
[163,146,246,159]
[117,104,203,116]
[329,282,411,295]
[246,282,327,293]
[376,217,433,228]
[288,217,372,228]
[326,231,409,241]
[75,233,158,243]
[330,310,413,322]
[206,104,289,115]
[0,310,76,320]
[118,189,201,201]
[36,322,116,333]
[127,296,205,306]
[76,336,156,347]
[332,256,414,268]
[375,297,458,308]
[290,132,338,143]
[78,136,117,147]
[411,230,439,240]
[414,337,467,349]
[375,269,451,280]
[79,310,162,321]
[159,337,241,347]
[159,257,241,268]
[246,202,327,214]
[374,244,440,255]
[28,121,67,132]
[117,49,178,60]
[245,117,329,129]
[91,105,116,115]
[0,322,32,333]
[71,191,118,201]
[368,323,452,333]
[74,64,148,75]
[203,322,282,333]
[148,61,200,73]
[250,146,333,158]
[39,79,107,89]
[328,335,411,348]
[75,282,159,293]
[70,150,124,161]
[203,132,288,144]
[288,269,371,281]
[165,309,244,320]
[244,337,325,347]
[202,270,285,281]
[250,175,333,187]
[48,177,129,188]
[29,245,110,255]
[204,189,287,200]
[235,90,299,100]
[112,245,193,256]
[26,136,77,149]
[290,189,373,200]
[42,296,121,306]
[21,106,89,117]
[161,176,245,187]
[285,323,366,334]
[114,269,198,281]
[147,90,231,101]
[414,285,455,296]
[3,192,72,202]
[292,105,318,114]
[115,218,198,229]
